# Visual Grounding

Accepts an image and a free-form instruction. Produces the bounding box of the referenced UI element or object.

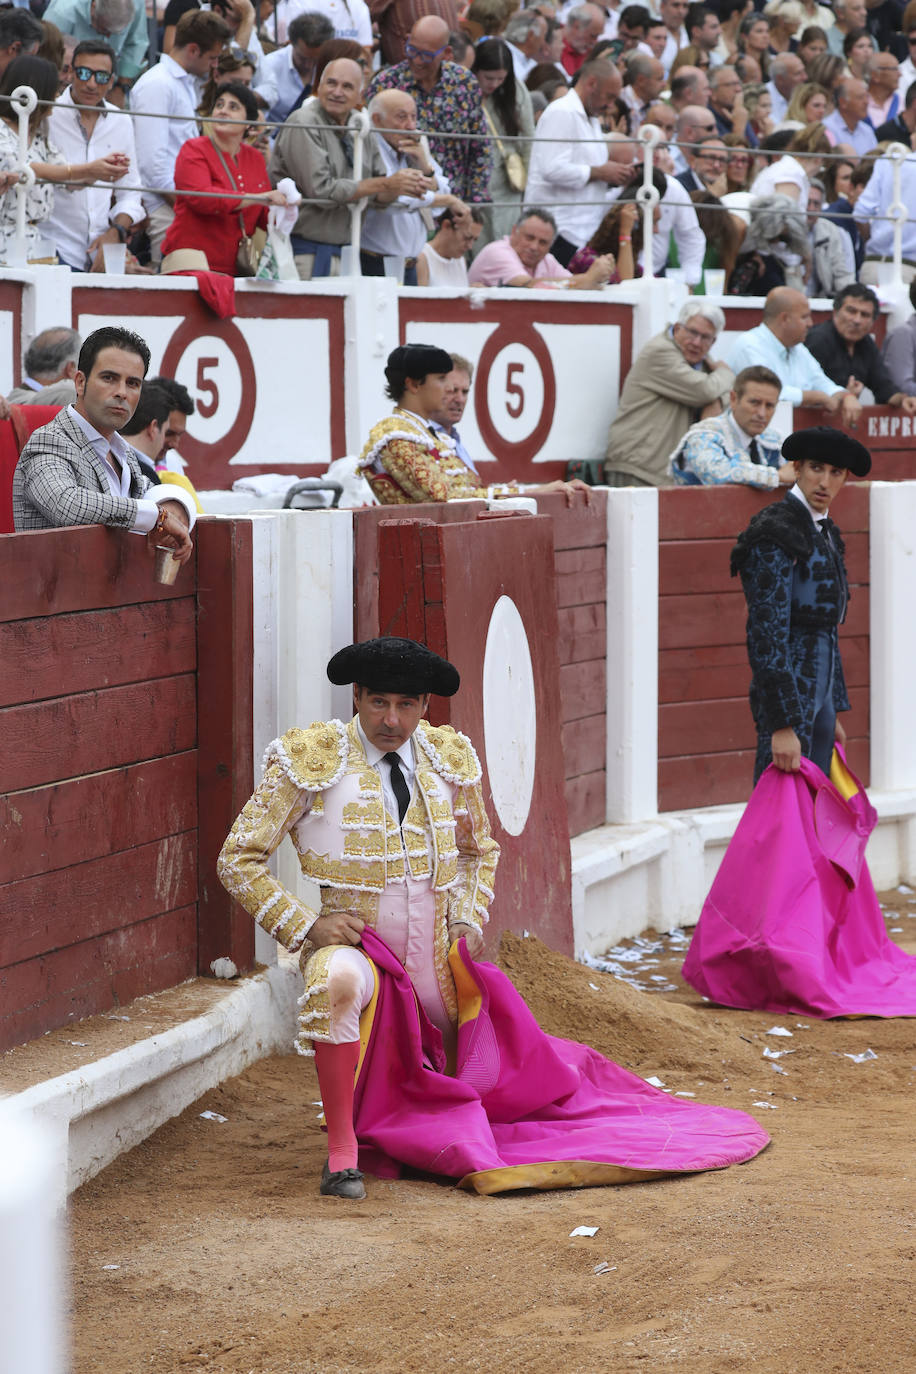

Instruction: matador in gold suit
[217,637,498,1199]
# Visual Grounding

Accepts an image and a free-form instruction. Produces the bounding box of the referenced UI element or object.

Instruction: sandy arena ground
[66,894,916,1374]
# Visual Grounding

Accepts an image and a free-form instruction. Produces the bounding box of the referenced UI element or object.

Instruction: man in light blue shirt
[670,364,794,488]
[42,0,148,83]
[254,11,333,123]
[823,79,878,157]
[725,287,861,426]
[855,148,916,286]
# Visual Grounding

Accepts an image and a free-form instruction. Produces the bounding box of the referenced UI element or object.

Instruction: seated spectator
[669,102,716,176]
[805,51,845,96]
[685,4,722,67]
[805,178,854,297]
[271,58,427,279]
[691,189,743,291]
[469,206,615,288]
[161,82,293,276]
[39,20,66,75]
[42,0,148,86]
[560,5,607,77]
[503,9,547,83]
[795,25,829,72]
[361,89,464,286]
[825,0,871,57]
[0,55,131,266]
[874,75,916,144]
[864,51,900,128]
[255,12,334,124]
[163,0,263,70]
[821,154,862,267]
[619,51,666,134]
[677,133,730,194]
[117,379,170,482]
[763,0,804,58]
[723,136,753,191]
[148,375,194,472]
[805,284,916,413]
[670,364,793,487]
[725,285,860,424]
[855,146,916,286]
[417,206,483,286]
[569,176,666,280]
[742,82,775,143]
[822,77,877,155]
[7,327,80,406]
[780,80,831,128]
[130,9,231,261]
[737,13,771,78]
[46,39,144,271]
[360,342,590,503]
[881,279,916,399]
[605,301,735,487]
[708,65,750,140]
[729,192,810,294]
[0,9,43,78]
[429,352,479,472]
[658,0,690,76]
[750,123,829,205]
[765,51,806,124]
[843,28,874,84]
[472,38,535,249]
[367,15,490,204]
[12,325,196,564]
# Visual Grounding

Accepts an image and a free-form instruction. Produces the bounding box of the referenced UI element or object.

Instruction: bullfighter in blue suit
[730,427,872,785]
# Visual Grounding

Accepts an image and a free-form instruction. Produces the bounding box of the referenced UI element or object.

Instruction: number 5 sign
[474,322,557,474]
[160,317,257,463]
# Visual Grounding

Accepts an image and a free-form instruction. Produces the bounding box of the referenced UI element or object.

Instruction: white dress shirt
[788,482,827,526]
[68,405,198,533]
[525,87,614,247]
[274,0,371,44]
[361,133,450,259]
[766,79,788,125]
[822,108,878,157]
[661,26,688,75]
[653,172,705,284]
[854,151,916,260]
[354,717,417,830]
[130,53,204,214]
[46,89,145,270]
[725,323,843,406]
[507,41,537,83]
[255,44,307,124]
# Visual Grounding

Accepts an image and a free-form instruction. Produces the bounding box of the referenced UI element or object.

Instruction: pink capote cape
[352,928,769,1194]
[682,750,916,1017]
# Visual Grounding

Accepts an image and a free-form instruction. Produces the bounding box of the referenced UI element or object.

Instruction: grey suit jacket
[13,406,152,531]
[7,378,77,406]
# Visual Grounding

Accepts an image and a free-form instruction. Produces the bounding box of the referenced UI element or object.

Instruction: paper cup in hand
[154,545,181,585]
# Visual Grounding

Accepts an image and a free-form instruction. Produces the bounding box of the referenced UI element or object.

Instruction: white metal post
[9,84,37,268]
[637,123,661,278]
[886,142,909,289]
[348,107,371,275]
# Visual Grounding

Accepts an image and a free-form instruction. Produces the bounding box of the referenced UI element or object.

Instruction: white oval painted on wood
[482,595,536,836]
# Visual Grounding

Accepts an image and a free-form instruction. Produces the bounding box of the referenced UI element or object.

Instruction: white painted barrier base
[572,791,916,956]
[8,958,301,1211]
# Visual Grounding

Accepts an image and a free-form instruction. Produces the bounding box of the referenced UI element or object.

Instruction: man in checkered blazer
[13,325,196,558]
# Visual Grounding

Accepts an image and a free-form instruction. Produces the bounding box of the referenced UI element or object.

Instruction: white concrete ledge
[572,790,916,955]
[8,958,301,1211]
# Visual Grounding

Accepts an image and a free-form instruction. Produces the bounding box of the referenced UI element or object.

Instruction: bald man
[362,89,468,283]
[271,59,428,279]
[670,101,717,174]
[368,15,489,201]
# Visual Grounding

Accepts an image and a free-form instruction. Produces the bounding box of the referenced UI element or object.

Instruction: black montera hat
[781,426,871,477]
[327,637,460,696]
[385,344,454,380]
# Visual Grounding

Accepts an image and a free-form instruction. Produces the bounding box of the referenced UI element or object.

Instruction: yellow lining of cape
[830,749,859,800]
[356,958,380,1082]
[457,1161,673,1194]
[448,940,482,1028]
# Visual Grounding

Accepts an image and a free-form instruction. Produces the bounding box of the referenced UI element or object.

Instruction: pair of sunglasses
[74,66,113,84]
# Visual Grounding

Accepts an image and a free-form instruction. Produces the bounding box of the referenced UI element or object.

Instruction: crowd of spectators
[0,0,911,290]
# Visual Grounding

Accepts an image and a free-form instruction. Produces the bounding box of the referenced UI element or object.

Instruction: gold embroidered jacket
[216,717,500,956]
[358,408,506,505]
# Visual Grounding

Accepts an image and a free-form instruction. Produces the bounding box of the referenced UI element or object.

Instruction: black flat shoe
[320,1162,366,1200]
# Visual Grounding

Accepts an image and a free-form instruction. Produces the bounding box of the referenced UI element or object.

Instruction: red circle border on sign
[159,316,257,463]
[474,322,557,479]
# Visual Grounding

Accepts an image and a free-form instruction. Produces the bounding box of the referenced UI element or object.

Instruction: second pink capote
[682,752,916,1017]
[353,928,769,1193]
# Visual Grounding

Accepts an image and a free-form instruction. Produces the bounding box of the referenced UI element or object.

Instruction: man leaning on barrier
[12,325,195,564]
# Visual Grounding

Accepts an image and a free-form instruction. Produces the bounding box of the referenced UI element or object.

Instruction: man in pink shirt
[469,208,615,289]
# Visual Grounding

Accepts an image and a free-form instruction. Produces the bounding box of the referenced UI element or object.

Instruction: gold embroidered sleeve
[216,761,317,953]
[379,438,489,504]
[447,780,500,935]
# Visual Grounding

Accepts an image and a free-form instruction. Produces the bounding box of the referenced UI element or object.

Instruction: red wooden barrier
[0,519,254,1052]
[658,483,870,812]
[375,510,574,954]
[795,405,916,482]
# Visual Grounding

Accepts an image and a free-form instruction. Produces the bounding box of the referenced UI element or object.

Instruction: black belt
[360,249,418,267]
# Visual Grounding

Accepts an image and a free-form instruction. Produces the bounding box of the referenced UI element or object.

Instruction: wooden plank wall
[657,484,870,813]
[354,492,607,838]
[794,405,916,482]
[0,520,254,1053]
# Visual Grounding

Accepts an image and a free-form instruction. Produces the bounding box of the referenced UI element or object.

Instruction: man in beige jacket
[605,301,734,486]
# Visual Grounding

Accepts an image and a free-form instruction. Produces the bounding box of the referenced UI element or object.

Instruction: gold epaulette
[416,721,482,786]
[263,721,349,792]
[357,411,454,471]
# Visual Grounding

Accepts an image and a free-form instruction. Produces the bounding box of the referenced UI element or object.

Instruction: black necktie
[384,752,410,825]
[748,437,761,464]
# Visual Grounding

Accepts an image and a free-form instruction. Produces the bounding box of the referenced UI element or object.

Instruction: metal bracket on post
[637,123,661,277]
[348,106,371,276]
[886,141,909,290]
[9,84,37,269]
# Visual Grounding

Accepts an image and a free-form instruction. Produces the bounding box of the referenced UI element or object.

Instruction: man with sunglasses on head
[367,14,489,202]
[46,39,144,272]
